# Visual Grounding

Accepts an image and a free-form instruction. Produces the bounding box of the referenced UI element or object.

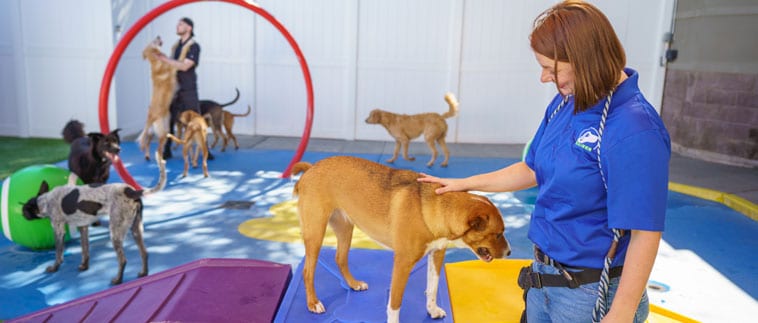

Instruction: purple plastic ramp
[9,258,292,323]
[274,248,452,323]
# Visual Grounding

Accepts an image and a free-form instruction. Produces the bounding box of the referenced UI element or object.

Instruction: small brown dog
[166,110,210,177]
[292,156,509,323]
[137,36,175,161]
[209,105,251,152]
[365,93,459,167]
[199,88,250,151]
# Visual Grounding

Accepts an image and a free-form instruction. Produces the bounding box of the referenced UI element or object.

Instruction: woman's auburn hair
[530,0,626,113]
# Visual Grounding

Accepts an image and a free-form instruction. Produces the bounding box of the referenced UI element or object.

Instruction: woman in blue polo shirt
[418,1,670,322]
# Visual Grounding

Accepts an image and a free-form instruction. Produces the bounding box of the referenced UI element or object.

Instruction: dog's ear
[375,110,385,123]
[87,132,104,144]
[468,214,487,232]
[110,128,121,139]
[21,198,40,220]
[38,181,50,195]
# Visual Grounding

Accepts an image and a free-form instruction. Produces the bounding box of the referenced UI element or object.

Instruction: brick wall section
[661,69,758,161]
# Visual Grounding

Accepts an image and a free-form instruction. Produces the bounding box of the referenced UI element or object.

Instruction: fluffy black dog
[62,120,122,184]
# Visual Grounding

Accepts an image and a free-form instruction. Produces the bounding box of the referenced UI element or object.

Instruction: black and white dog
[22,153,166,285]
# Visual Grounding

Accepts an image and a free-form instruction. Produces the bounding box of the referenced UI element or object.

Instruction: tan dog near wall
[166,110,210,177]
[292,156,510,323]
[365,93,459,167]
[209,105,251,152]
[137,36,176,161]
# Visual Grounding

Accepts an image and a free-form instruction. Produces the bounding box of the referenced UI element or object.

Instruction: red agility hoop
[99,0,314,189]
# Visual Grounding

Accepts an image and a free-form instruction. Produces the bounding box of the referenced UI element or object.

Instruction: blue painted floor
[1,142,755,321]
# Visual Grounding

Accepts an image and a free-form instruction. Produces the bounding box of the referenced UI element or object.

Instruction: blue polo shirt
[525,68,670,269]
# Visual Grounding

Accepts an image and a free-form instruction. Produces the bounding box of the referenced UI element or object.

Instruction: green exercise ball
[1,165,81,249]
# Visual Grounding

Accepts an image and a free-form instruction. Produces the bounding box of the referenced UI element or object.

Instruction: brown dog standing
[292,156,509,322]
[137,36,176,161]
[208,105,251,152]
[166,110,210,177]
[199,88,251,151]
[366,92,459,167]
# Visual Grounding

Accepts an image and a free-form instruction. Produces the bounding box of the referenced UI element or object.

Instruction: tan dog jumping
[166,110,210,177]
[292,156,509,322]
[365,92,459,167]
[137,36,176,161]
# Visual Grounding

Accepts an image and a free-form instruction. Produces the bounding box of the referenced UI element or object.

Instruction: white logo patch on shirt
[575,127,600,152]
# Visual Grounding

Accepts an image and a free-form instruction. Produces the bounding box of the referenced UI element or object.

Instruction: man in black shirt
[158,17,212,160]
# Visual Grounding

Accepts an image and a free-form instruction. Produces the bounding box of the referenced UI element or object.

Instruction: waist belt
[518,247,623,289]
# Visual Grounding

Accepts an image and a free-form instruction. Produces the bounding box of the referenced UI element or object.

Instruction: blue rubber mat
[663,191,758,296]
[0,142,521,320]
[274,248,452,323]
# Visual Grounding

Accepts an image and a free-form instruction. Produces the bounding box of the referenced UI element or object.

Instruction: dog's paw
[407,156,416,161]
[138,270,148,278]
[427,305,447,319]
[45,264,60,273]
[111,277,123,285]
[78,263,89,271]
[308,301,326,314]
[350,281,369,291]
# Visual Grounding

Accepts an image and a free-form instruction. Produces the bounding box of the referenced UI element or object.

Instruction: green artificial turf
[0,137,69,179]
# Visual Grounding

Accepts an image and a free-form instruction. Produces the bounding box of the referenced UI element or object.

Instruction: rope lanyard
[546,93,623,322]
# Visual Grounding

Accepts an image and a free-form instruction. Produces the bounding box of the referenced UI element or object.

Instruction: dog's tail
[220,88,241,108]
[143,151,167,196]
[165,133,185,145]
[228,105,252,118]
[441,92,459,119]
[291,161,312,196]
[62,120,85,143]
[291,162,312,177]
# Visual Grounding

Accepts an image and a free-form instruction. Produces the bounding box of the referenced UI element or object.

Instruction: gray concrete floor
[234,135,758,205]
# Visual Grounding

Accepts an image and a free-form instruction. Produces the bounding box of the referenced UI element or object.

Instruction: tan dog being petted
[166,110,210,177]
[292,156,510,322]
[137,36,176,161]
[366,92,459,167]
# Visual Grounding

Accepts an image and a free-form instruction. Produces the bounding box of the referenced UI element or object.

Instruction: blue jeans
[526,261,649,323]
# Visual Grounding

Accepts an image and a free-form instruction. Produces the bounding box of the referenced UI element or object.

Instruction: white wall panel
[0,1,21,136]
[592,0,671,108]
[0,57,20,136]
[17,1,114,138]
[111,0,152,135]
[255,0,356,139]
[2,0,674,145]
[456,0,551,143]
